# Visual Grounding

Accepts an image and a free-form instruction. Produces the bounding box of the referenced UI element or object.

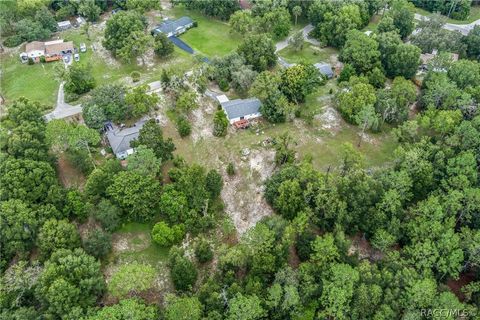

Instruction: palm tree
[292,6,302,25]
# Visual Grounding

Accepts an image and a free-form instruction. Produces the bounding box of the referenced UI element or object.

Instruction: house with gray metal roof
[314,63,334,79]
[221,98,262,124]
[152,16,194,37]
[106,121,145,159]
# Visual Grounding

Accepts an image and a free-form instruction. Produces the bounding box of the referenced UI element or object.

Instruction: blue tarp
[168,36,194,54]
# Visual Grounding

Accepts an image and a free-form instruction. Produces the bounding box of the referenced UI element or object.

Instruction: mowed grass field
[1,54,59,107]
[167,6,242,57]
[278,43,339,65]
[410,5,480,24]
[0,25,197,108]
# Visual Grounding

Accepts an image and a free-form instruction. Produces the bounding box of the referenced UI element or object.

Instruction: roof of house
[57,20,72,27]
[106,122,145,155]
[26,41,45,52]
[314,63,334,78]
[216,94,229,103]
[153,16,193,35]
[221,98,261,120]
[45,41,74,55]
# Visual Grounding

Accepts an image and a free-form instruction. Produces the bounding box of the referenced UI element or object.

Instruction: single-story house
[221,98,262,125]
[106,122,145,159]
[24,41,45,59]
[314,63,334,79]
[419,49,459,72]
[152,16,194,37]
[44,40,74,57]
[21,40,74,63]
[57,20,72,31]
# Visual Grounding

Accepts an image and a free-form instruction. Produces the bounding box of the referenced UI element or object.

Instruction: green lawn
[110,222,170,266]
[62,28,196,87]
[167,6,242,57]
[0,54,59,107]
[362,15,381,32]
[411,5,480,24]
[278,42,339,65]
[1,26,197,108]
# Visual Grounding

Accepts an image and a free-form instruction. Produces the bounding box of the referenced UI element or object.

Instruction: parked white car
[80,43,87,53]
[74,53,80,62]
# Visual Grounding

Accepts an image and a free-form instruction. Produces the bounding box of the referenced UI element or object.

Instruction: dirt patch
[221,148,275,234]
[77,217,101,240]
[56,155,86,189]
[348,234,384,262]
[358,132,377,145]
[446,270,477,302]
[191,99,215,143]
[111,232,151,253]
[314,106,342,132]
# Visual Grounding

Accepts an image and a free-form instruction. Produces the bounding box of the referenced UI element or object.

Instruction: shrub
[194,238,213,263]
[40,56,46,63]
[83,228,112,259]
[176,116,192,137]
[4,35,23,47]
[226,162,235,176]
[296,229,316,261]
[64,92,80,103]
[131,71,141,82]
[169,247,197,291]
[218,78,230,92]
[213,110,229,137]
[66,148,93,174]
[93,199,121,232]
[28,58,34,65]
[151,221,185,247]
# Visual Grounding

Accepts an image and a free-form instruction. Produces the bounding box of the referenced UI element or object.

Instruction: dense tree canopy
[36,248,104,318]
[107,171,161,221]
[103,11,147,56]
[237,34,277,71]
[132,119,175,163]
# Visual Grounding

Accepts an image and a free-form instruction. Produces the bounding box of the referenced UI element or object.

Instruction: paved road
[414,13,480,35]
[44,82,82,122]
[275,24,317,53]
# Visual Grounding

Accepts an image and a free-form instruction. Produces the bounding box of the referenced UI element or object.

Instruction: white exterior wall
[116,148,135,159]
[28,50,45,58]
[228,112,262,124]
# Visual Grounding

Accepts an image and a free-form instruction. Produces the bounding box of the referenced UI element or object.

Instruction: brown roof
[45,41,74,55]
[25,41,45,52]
[420,53,436,65]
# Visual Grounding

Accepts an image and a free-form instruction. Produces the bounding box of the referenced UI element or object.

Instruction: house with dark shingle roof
[152,16,194,37]
[221,98,262,124]
[106,121,146,159]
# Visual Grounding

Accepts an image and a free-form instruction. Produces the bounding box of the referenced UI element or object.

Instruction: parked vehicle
[63,55,70,63]
[74,53,80,62]
[80,43,87,53]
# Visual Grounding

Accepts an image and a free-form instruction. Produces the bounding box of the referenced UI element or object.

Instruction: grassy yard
[162,92,398,173]
[62,27,196,87]
[0,25,197,108]
[1,53,59,107]
[109,222,170,266]
[166,6,242,57]
[411,5,480,24]
[362,14,381,32]
[278,43,339,65]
